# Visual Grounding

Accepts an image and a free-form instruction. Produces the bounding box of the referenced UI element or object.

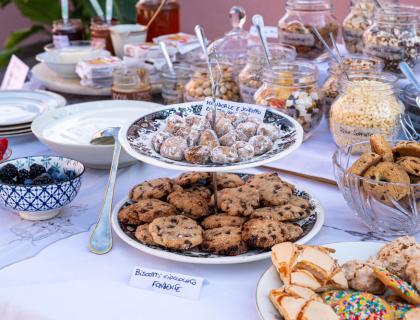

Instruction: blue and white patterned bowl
[0,156,84,220]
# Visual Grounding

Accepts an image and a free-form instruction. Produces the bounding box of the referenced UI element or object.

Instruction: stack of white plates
[0,90,66,137]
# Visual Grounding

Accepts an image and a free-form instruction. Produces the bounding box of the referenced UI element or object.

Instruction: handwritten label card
[129,267,205,300]
[1,55,29,90]
[203,98,267,120]
[249,25,278,39]
[53,35,70,49]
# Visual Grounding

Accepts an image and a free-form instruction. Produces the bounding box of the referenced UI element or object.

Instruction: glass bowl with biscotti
[333,135,420,236]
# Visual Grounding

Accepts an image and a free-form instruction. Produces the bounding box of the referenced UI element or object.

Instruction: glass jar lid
[286,0,333,12]
[375,4,420,25]
[262,60,318,87]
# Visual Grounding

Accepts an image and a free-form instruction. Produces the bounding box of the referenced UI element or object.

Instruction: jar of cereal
[363,4,420,75]
[184,61,240,102]
[330,73,404,150]
[322,55,384,119]
[161,65,190,105]
[277,0,339,62]
[254,61,322,140]
[238,43,296,104]
[342,0,376,54]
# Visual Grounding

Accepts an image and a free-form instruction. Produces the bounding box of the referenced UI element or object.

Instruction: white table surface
[0,51,419,320]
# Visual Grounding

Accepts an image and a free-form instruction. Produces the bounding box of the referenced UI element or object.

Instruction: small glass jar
[238,44,296,104]
[90,17,119,55]
[278,0,339,62]
[401,84,420,133]
[363,4,420,75]
[322,55,384,119]
[161,65,190,105]
[330,73,404,150]
[52,19,83,45]
[184,61,240,102]
[342,0,376,54]
[254,61,322,140]
[112,68,152,101]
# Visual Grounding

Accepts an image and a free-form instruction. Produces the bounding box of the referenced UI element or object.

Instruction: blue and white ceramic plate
[0,155,84,220]
[111,173,324,265]
[119,102,304,172]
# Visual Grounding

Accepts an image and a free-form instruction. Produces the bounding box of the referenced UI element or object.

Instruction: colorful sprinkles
[322,290,354,306]
[333,292,393,319]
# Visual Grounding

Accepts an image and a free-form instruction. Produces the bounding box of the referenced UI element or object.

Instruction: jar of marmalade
[90,17,119,55]
[52,19,83,47]
[136,0,180,42]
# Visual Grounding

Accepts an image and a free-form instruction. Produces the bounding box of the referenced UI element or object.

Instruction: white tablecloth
[1,120,417,320]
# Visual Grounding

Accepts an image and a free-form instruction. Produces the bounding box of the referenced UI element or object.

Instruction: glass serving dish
[333,140,420,236]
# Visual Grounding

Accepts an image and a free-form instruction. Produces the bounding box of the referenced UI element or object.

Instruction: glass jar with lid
[342,0,376,54]
[90,17,119,55]
[401,84,420,133]
[254,61,322,140]
[277,0,339,62]
[322,55,384,119]
[363,4,420,75]
[330,73,404,150]
[161,65,190,105]
[184,61,240,102]
[238,43,296,104]
[52,19,83,47]
[112,68,152,101]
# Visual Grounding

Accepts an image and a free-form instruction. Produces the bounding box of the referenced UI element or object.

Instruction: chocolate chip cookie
[246,173,283,188]
[118,199,177,225]
[184,185,212,202]
[348,152,382,176]
[218,185,260,216]
[370,134,394,162]
[251,204,309,222]
[289,195,312,213]
[201,226,248,256]
[201,214,246,229]
[393,141,420,158]
[242,219,291,249]
[216,173,245,189]
[396,156,420,177]
[135,224,156,245]
[149,215,203,250]
[167,191,210,219]
[175,172,210,186]
[130,178,179,202]
[259,180,293,206]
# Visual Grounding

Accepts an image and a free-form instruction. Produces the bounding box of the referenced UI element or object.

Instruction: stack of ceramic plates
[0,90,66,137]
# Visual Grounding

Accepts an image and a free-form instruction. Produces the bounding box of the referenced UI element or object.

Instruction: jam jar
[52,19,83,47]
[161,65,190,105]
[238,43,296,104]
[254,61,322,140]
[278,0,339,62]
[330,73,404,150]
[112,68,152,101]
[322,55,384,119]
[342,0,376,54]
[363,4,420,75]
[184,61,240,102]
[90,17,119,54]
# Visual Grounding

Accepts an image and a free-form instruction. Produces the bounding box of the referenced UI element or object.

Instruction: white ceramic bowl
[110,24,147,57]
[36,49,110,78]
[31,100,164,169]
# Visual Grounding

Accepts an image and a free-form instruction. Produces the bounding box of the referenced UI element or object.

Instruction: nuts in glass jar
[184,62,240,102]
[329,74,404,150]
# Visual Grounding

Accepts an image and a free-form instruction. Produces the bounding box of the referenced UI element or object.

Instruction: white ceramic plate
[32,63,111,96]
[255,242,383,320]
[0,90,66,126]
[31,100,163,169]
[111,179,324,265]
[119,102,304,172]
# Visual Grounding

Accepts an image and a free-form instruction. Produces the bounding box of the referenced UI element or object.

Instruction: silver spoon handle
[159,41,175,74]
[252,15,271,68]
[400,62,420,92]
[88,138,121,254]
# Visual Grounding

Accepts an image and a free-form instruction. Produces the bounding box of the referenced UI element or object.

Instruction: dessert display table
[0,120,417,320]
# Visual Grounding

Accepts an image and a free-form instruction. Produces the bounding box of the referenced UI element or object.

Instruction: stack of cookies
[347,136,420,205]
[118,172,313,256]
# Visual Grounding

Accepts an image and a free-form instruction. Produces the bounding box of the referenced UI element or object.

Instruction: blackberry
[65,170,77,180]
[17,169,30,184]
[33,173,53,185]
[29,164,46,179]
[0,164,18,181]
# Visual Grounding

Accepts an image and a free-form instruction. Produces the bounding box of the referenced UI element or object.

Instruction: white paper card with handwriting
[202,98,266,120]
[249,25,278,39]
[1,55,29,90]
[129,267,205,300]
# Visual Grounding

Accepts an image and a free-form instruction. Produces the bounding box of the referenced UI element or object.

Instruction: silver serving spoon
[329,32,350,81]
[399,62,420,108]
[252,14,272,68]
[159,41,175,75]
[88,127,121,254]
